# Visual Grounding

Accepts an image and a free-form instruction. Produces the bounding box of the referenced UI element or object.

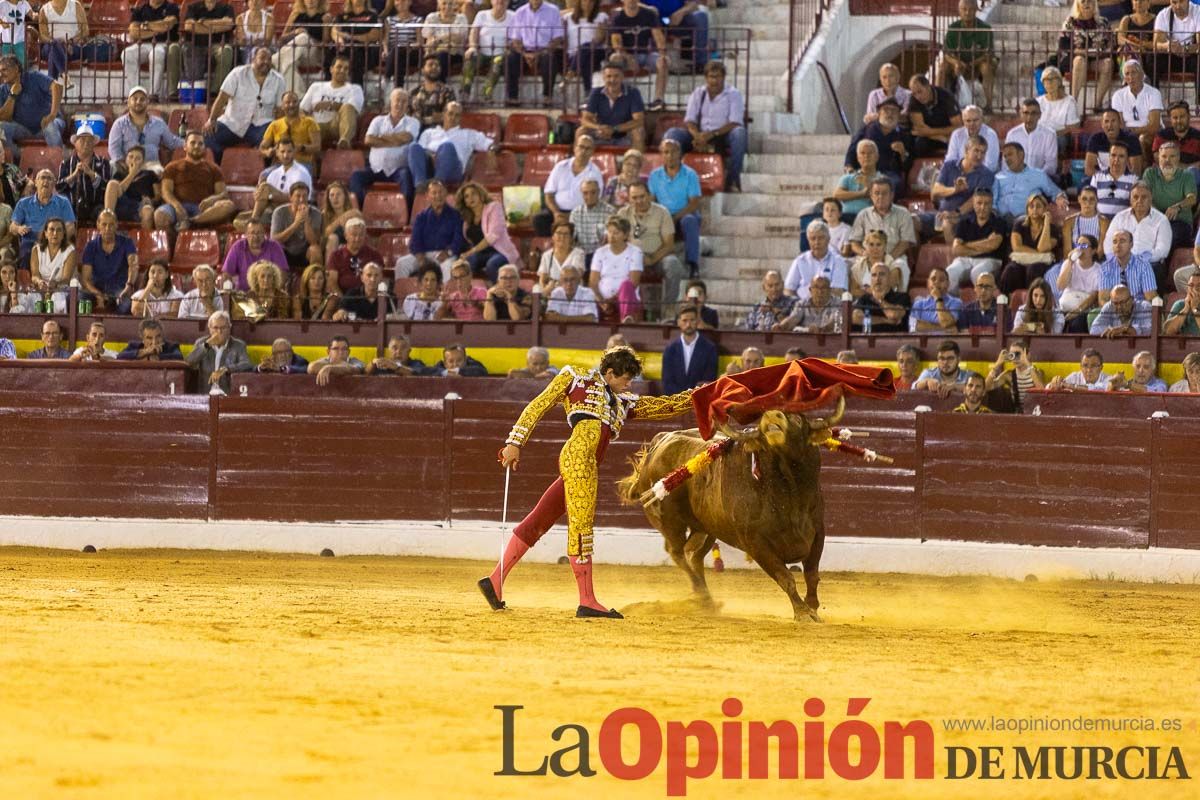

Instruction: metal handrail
[787,0,834,112]
[813,59,850,133]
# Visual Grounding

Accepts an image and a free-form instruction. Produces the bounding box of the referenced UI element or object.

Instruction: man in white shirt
[68,321,118,362]
[1004,98,1058,177]
[261,138,313,201]
[665,60,747,191]
[299,54,364,151]
[407,101,495,190]
[1048,348,1114,392]
[1110,59,1163,158]
[1104,181,1172,291]
[1153,0,1200,79]
[944,105,1001,172]
[545,265,598,321]
[543,134,604,223]
[784,220,849,302]
[204,46,286,163]
[177,265,225,319]
[349,87,420,206]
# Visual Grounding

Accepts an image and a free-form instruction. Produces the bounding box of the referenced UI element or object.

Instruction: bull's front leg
[801,514,826,618]
[745,543,820,623]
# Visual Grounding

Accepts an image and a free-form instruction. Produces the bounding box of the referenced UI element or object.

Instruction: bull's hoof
[576,605,624,619]
[477,577,506,611]
[795,606,823,623]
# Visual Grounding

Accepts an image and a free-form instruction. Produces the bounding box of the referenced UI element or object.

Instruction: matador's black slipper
[478,577,506,611]
[576,605,624,619]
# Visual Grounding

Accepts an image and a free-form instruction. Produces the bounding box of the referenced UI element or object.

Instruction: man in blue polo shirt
[0,54,65,153]
[648,138,702,277]
[80,210,139,313]
[10,169,74,267]
[579,61,645,150]
[992,141,1067,221]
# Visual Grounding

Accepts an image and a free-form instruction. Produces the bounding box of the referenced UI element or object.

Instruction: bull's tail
[615,444,652,506]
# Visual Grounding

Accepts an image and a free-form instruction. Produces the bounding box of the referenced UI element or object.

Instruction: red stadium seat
[912,243,951,288]
[592,151,617,183]
[132,229,172,265]
[461,112,503,141]
[1169,247,1194,272]
[376,231,411,266]
[906,158,941,200]
[363,189,409,229]
[19,145,63,177]
[502,113,550,150]
[684,152,725,195]
[652,114,685,145]
[220,147,265,186]
[75,227,99,254]
[89,0,132,32]
[319,149,366,188]
[167,106,211,135]
[521,150,560,186]
[466,150,519,190]
[171,229,222,273]
[272,0,295,30]
[639,152,664,180]
[393,277,418,298]
[228,186,257,212]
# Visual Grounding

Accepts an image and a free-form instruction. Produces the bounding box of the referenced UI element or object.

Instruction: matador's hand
[499,444,521,471]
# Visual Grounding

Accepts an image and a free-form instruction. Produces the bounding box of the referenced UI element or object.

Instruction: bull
[616,397,844,622]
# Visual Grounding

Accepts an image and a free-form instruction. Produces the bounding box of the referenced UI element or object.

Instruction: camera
[1005,351,1018,361]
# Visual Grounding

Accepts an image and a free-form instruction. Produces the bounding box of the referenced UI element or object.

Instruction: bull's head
[717,395,845,453]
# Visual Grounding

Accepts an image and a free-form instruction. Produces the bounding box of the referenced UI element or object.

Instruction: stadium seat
[132,229,172,265]
[684,152,725,195]
[521,150,559,186]
[376,231,411,267]
[393,277,418,298]
[1169,248,1193,272]
[592,151,617,183]
[171,229,221,273]
[652,114,686,145]
[502,113,550,150]
[272,0,295,31]
[319,149,366,188]
[89,0,132,33]
[466,150,519,190]
[363,189,409,228]
[19,145,63,177]
[220,147,265,186]
[906,158,941,200]
[912,243,951,288]
[461,112,503,141]
[167,106,211,136]
[75,228,99,254]
[228,186,257,212]
[639,152,664,180]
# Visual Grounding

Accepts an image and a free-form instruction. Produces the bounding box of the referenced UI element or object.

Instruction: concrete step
[749,39,791,58]
[750,132,849,155]
[738,172,838,196]
[713,191,819,217]
[747,152,844,173]
[987,5,1070,25]
[717,6,792,24]
[702,256,787,280]
[706,214,802,237]
[751,110,807,135]
[748,94,787,113]
[705,235,800,259]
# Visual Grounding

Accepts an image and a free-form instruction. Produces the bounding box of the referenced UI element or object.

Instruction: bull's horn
[715,419,739,439]
[827,395,846,427]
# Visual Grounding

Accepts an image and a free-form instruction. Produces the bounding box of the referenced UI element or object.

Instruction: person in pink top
[220,219,289,290]
[437,258,488,320]
[455,181,522,282]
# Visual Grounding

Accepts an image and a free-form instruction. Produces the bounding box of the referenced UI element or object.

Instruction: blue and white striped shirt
[1089,170,1138,218]
[1099,253,1157,298]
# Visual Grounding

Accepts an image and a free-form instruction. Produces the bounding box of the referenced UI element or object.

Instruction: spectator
[0,133,28,225]
[176,0,235,98]
[957,271,1000,331]
[0,54,65,151]
[564,0,607,96]
[408,102,495,192]
[504,0,563,105]
[1142,140,1196,249]
[237,259,289,319]
[992,142,1068,222]
[273,0,329,95]
[848,178,917,282]
[743,269,793,332]
[122,0,180,101]
[847,229,902,297]
[37,0,85,84]
[945,105,1001,173]
[835,350,858,364]
[930,133,995,239]
[367,334,425,376]
[10,169,75,268]
[1005,99,1058,177]
[258,90,321,169]
[863,63,912,125]
[430,343,487,377]
[409,55,456,130]
[463,0,512,99]
[609,0,669,110]
[271,183,324,272]
[914,339,969,396]
[1061,186,1109,261]
[545,264,598,322]
[294,262,339,320]
[542,134,605,231]
[648,0,708,71]
[589,214,643,321]
[349,87,419,206]
[241,138,313,231]
[1104,181,1172,291]
[1012,276,1063,334]
[104,145,158,228]
[905,74,961,157]
[951,372,992,414]
[331,0,382,86]
[1099,228,1158,302]
[604,148,643,208]
[1062,0,1115,113]
[483,263,532,321]
[569,179,616,262]
[1111,59,1162,157]
[437,258,487,320]
[108,86,183,169]
[0,331,15,356]
[1169,351,1200,392]
[1036,67,1081,155]
[69,321,117,362]
[724,346,765,375]
[842,107,907,202]
[1117,0,1158,83]
[1085,108,1143,179]
[618,181,685,315]
[328,217,384,292]
[1152,0,1200,87]
[79,210,138,313]
[1091,142,1138,220]
[667,61,747,192]
[396,179,465,279]
[115,318,184,360]
[332,260,387,321]
[783,347,807,362]
[131,260,183,317]
[26,217,75,313]
[308,335,366,386]
[506,345,557,380]
[985,340,1045,412]
[203,47,286,162]
[894,344,921,390]
[178,264,225,319]
[421,0,468,86]
[778,275,841,333]
[661,305,717,394]
[25,318,70,359]
[299,54,364,150]
[1165,271,1200,333]
[235,0,274,66]
[256,337,309,374]
[681,279,719,328]
[320,180,363,255]
[822,198,852,255]
[1055,232,1103,332]
[458,181,521,281]
[648,139,702,278]
[1090,282,1153,336]
[220,220,288,291]
[938,1,994,111]
[1048,348,1113,391]
[1109,349,1168,391]
[537,220,586,294]
[998,192,1060,294]
[400,262,442,320]
[784,220,848,302]
[909,268,961,334]
[581,61,646,150]
[948,188,1007,296]
[1151,100,1200,164]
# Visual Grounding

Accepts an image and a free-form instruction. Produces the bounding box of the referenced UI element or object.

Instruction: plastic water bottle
[862,311,872,334]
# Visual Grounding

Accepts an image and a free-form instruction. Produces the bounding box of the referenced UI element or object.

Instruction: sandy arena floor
[0,546,1196,799]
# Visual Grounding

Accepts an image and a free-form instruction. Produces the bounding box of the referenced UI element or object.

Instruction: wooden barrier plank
[1150,418,1200,549]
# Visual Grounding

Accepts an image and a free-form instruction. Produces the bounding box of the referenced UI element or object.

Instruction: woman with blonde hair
[239,260,290,319]
[1035,66,1081,155]
[1061,0,1114,112]
[603,148,643,208]
[294,262,339,319]
[848,230,902,297]
[455,180,522,281]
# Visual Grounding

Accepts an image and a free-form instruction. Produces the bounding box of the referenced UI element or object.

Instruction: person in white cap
[108,85,182,170]
[57,123,111,225]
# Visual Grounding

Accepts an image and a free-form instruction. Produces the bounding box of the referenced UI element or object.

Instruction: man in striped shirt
[1098,230,1158,303]
[1089,142,1138,218]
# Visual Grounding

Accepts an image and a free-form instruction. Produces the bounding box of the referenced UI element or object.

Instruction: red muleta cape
[690,358,896,440]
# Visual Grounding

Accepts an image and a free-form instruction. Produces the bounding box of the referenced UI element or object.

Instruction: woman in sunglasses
[1061,185,1108,261]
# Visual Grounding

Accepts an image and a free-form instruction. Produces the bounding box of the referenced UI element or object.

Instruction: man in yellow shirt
[258,91,320,169]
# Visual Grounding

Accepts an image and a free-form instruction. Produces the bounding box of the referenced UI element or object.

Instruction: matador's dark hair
[599,346,642,378]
